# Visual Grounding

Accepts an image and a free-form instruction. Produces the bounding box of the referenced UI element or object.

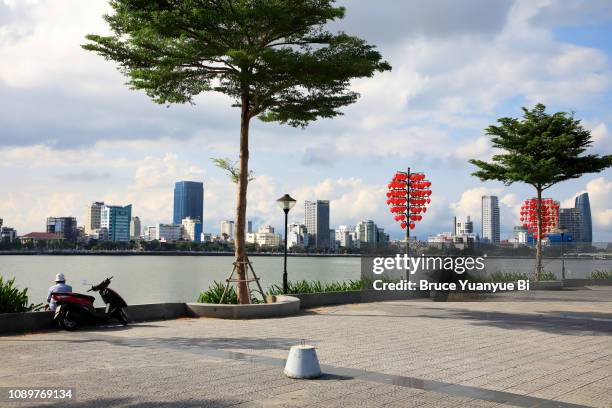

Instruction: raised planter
[186,295,300,319]
[0,302,188,335]
[562,279,612,287]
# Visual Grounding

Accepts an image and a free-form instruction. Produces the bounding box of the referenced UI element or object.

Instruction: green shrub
[539,270,557,281]
[197,281,237,304]
[267,279,363,295]
[0,277,42,313]
[197,281,263,304]
[591,270,612,280]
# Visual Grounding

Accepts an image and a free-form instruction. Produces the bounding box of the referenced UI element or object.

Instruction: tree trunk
[235,92,251,304]
[534,186,543,281]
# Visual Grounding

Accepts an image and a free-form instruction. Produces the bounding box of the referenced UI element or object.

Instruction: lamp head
[276,194,297,212]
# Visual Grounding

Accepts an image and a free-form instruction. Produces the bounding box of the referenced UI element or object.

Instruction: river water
[0,255,608,305]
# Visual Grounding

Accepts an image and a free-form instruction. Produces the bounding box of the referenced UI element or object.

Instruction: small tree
[83,0,390,303]
[470,104,612,280]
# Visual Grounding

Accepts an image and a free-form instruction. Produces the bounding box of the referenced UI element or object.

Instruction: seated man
[46,273,72,311]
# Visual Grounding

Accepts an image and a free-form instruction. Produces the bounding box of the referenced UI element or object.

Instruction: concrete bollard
[284,344,321,379]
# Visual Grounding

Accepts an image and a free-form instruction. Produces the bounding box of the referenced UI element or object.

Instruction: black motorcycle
[52,277,128,331]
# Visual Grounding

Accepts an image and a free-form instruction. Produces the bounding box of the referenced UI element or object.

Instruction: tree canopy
[82,0,391,126]
[470,104,612,190]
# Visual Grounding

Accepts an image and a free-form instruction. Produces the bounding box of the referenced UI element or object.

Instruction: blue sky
[0,0,611,241]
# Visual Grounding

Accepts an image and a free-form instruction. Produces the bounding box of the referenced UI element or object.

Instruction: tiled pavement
[1,287,611,407]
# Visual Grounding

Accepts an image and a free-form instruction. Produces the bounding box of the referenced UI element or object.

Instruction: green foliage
[197,281,262,304]
[487,271,529,283]
[267,279,363,295]
[82,0,391,126]
[470,104,612,190]
[539,271,557,281]
[211,157,254,183]
[0,277,42,314]
[591,270,612,280]
[198,281,238,304]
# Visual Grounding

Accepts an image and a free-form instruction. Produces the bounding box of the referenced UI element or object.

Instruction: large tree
[83,0,390,303]
[470,104,612,280]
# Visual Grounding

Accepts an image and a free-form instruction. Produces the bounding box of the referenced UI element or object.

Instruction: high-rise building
[287,223,309,248]
[173,181,204,225]
[481,196,500,244]
[454,216,473,235]
[101,204,132,242]
[0,227,16,243]
[355,220,378,245]
[575,192,592,242]
[560,208,582,241]
[220,220,235,241]
[85,202,105,234]
[335,225,354,248]
[304,200,330,249]
[247,220,253,233]
[182,217,202,242]
[130,216,142,240]
[46,217,78,242]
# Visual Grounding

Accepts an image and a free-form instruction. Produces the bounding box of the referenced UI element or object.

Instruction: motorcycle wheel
[59,310,79,331]
[117,308,128,326]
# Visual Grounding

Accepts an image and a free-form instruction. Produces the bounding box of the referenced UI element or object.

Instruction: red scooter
[52,277,128,331]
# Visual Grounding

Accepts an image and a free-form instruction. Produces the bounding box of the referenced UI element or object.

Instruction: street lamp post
[558,226,568,280]
[276,194,297,294]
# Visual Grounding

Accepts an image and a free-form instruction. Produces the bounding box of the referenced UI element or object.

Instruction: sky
[0,0,611,241]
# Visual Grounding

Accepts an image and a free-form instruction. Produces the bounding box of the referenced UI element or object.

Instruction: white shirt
[47,283,72,311]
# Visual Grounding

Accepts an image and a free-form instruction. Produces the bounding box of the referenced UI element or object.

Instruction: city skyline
[0,1,610,241]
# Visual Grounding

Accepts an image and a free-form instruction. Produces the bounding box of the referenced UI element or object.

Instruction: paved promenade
[1,287,611,407]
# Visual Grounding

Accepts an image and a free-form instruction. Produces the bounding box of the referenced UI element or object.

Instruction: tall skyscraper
[46,217,78,242]
[130,216,142,240]
[173,181,204,225]
[101,204,132,242]
[575,192,592,242]
[454,216,473,235]
[85,201,105,234]
[355,220,378,245]
[305,200,330,249]
[481,196,500,244]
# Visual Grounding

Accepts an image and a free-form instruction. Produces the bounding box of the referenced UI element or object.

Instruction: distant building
[20,232,65,245]
[247,220,253,233]
[182,217,202,242]
[220,220,235,241]
[173,181,203,225]
[575,192,592,242]
[201,233,212,243]
[513,226,528,244]
[144,226,157,241]
[101,204,132,242]
[46,217,78,242]
[454,216,473,235]
[427,232,454,247]
[85,202,105,235]
[335,225,354,248]
[287,223,309,248]
[329,229,338,251]
[155,224,183,242]
[481,196,500,244]
[377,228,389,246]
[559,208,583,242]
[246,225,281,247]
[130,216,142,240]
[0,227,16,243]
[305,200,330,249]
[355,220,378,245]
